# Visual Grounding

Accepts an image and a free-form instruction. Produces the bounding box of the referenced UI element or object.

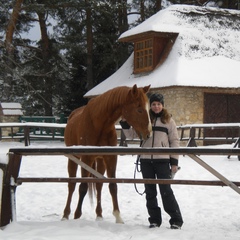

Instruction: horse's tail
[88,161,97,206]
[88,183,95,207]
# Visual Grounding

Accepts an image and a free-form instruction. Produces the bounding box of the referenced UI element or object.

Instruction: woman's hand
[171,165,179,173]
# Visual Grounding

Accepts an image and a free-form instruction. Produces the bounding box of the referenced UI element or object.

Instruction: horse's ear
[131,84,138,97]
[143,85,151,93]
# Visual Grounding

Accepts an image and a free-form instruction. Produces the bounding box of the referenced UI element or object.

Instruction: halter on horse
[62,84,151,223]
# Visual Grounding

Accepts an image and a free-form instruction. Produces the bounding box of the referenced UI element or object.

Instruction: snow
[0,140,240,240]
[85,5,240,97]
[2,110,23,116]
[0,122,66,128]
[0,102,23,116]
[0,103,22,109]
[0,103,23,116]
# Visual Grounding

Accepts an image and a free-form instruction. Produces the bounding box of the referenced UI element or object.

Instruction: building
[0,102,23,137]
[85,5,240,128]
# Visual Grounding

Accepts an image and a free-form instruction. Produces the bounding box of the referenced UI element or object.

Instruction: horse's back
[64,106,86,146]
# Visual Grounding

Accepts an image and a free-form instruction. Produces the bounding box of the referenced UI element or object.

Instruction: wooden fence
[0,123,239,150]
[0,122,66,146]
[178,123,240,147]
[1,146,240,227]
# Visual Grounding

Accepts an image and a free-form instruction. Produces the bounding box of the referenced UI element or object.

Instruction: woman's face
[151,101,163,114]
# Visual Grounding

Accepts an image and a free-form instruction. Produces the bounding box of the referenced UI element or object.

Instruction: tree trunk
[118,0,129,34]
[85,0,93,91]
[155,0,162,11]
[37,11,53,116]
[140,0,145,22]
[4,0,23,100]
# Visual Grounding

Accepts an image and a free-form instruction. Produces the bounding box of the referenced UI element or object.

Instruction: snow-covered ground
[0,141,240,240]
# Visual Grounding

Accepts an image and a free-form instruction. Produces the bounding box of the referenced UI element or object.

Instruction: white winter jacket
[121,113,179,166]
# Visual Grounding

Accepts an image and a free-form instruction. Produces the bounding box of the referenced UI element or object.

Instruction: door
[203,93,240,145]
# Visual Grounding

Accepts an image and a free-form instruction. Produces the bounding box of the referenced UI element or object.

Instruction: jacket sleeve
[119,120,130,129]
[168,119,179,165]
[119,120,139,140]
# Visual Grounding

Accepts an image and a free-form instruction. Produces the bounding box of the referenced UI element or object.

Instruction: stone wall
[150,86,240,126]
[149,86,240,146]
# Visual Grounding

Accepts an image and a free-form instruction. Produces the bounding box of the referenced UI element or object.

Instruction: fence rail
[8,146,240,156]
[178,123,240,146]
[0,122,66,146]
[1,123,240,149]
[16,177,240,186]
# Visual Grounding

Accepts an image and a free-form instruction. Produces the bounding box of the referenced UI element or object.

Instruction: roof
[85,4,240,98]
[0,102,23,116]
[1,103,22,109]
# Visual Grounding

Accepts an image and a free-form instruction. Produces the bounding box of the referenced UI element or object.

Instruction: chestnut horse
[62,84,151,223]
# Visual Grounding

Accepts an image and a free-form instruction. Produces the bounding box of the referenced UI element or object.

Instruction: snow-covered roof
[2,109,23,115]
[0,103,22,109]
[85,4,240,97]
[0,102,23,116]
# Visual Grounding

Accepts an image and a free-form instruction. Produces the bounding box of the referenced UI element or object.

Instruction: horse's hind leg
[95,158,105,220]
[62,159,78,220]
[74,156,93,219]
[74,181,88,219]
[105,155,124,223]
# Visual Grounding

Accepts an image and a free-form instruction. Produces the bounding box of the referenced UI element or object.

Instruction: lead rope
[134,139,145,195]
[134,118,156,196]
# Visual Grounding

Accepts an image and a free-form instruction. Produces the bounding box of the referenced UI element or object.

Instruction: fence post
[0,153,22,227]
[119,129,128,147]
[24,126,30,146]
[187,127,197,147]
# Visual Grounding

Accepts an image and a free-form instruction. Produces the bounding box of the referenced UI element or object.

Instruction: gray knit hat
[149,93,164,106]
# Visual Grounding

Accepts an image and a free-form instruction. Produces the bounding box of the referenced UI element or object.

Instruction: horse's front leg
[105,155,124,224]
[62,159,78,220]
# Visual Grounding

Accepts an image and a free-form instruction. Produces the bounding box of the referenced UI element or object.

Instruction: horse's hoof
[61,217,68,221]
[113,210,124,224]
[116,219,124,224]
[96,216,103,221]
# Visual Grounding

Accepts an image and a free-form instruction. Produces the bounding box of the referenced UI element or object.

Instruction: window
[135,39,153,72]
[131,32,178,74]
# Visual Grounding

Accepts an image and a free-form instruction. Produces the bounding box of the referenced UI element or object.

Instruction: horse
[62,84,151,223]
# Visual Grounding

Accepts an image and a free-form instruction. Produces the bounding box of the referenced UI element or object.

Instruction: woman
[120,93,183,229]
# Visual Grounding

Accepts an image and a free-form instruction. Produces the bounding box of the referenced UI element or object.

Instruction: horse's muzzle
[142,130,152,140]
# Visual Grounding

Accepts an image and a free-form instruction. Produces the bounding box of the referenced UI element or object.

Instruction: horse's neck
[90,92,125,128]
[99,105,122,126]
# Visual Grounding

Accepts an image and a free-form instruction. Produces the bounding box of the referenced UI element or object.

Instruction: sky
[0,140,240,240]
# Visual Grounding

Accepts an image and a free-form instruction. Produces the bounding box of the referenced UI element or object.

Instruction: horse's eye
[137,108,143,113]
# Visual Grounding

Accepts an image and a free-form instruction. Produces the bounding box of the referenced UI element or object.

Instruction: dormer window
[135,39,153,72]
[119,31,179,74]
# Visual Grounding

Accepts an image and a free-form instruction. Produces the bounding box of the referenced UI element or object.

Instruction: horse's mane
[88,86,130,114]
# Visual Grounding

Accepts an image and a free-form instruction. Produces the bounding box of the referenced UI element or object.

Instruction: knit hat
[149,93,164,106]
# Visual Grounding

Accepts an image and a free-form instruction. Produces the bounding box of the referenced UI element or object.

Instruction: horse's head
[122,84,152,140]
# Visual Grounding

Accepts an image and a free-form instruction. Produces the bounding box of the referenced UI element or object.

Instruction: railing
[178,123,240,147]
[119,123,240,151]
[0,122,66,146]
[1,146,240,227]
[0,123,240,153]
